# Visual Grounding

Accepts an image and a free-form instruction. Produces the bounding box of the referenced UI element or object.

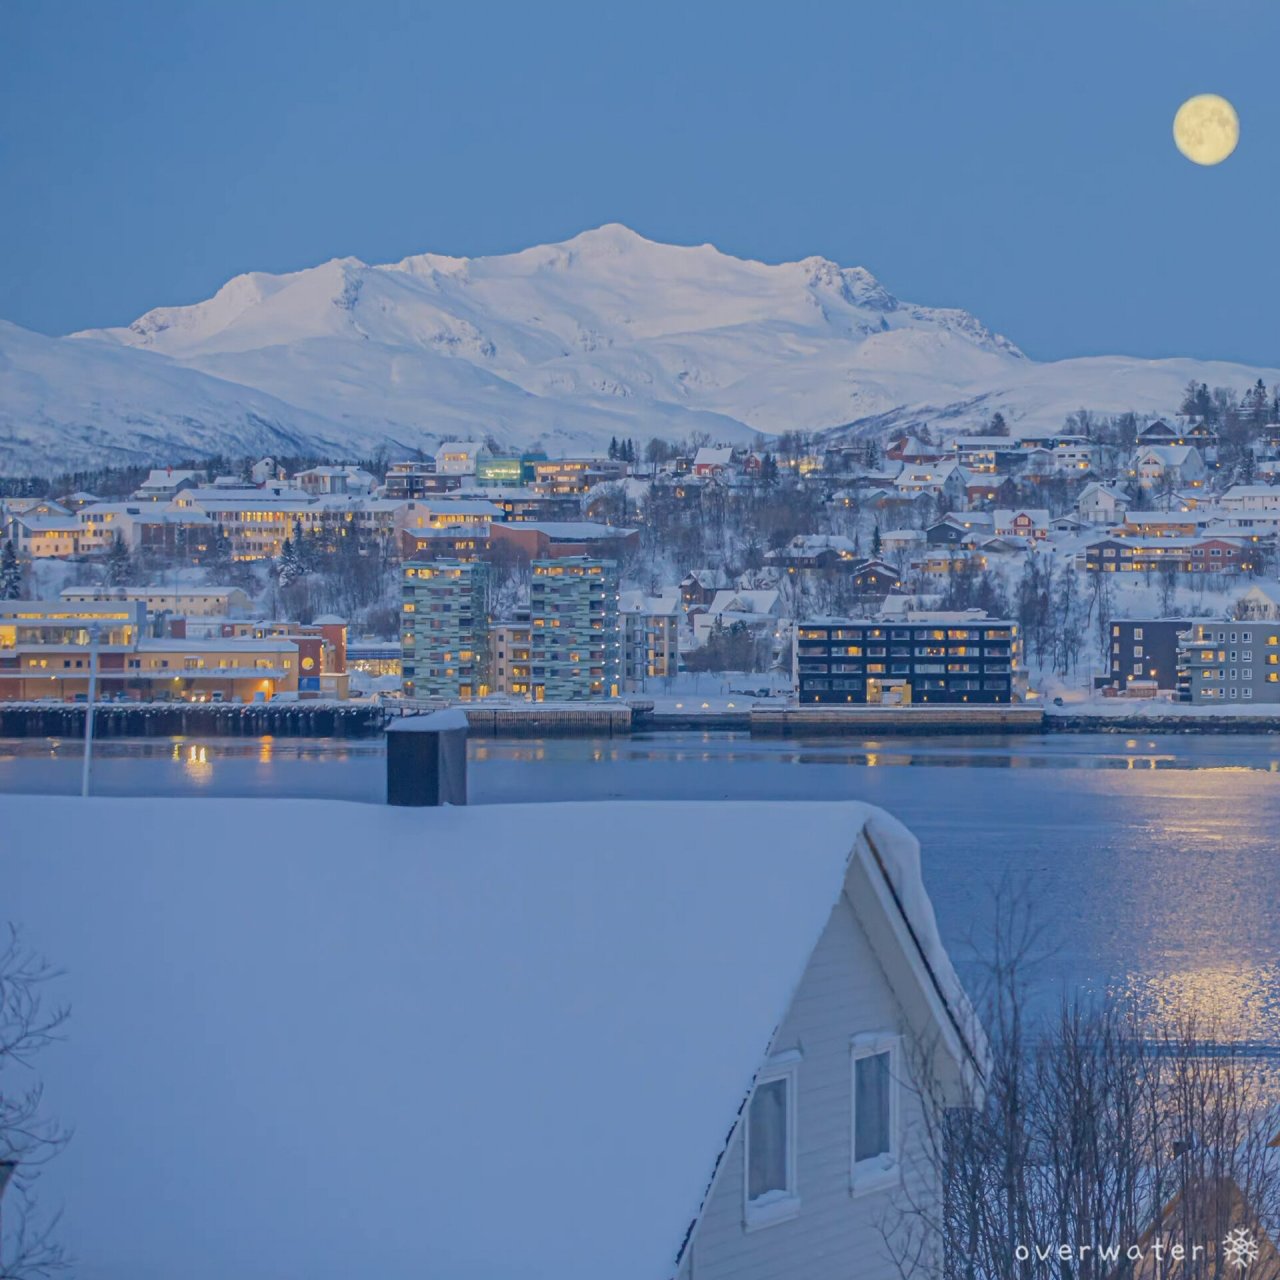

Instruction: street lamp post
[81,622,101,798]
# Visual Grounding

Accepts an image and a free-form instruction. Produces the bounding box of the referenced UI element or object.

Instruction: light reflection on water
[2,730,1278,1045]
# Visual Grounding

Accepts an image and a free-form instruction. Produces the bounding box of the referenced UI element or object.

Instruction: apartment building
[528,557,621,700]
[61,586,252,618]
[474,453,547,487]
[1096,619,1203,694]
[619,589,680,689]
[171,487,319,560]
[795,615,1022,705]
[490,612,532,697]
[383,461,461,500]
[531,458,626,495]
[434,442,488,476]
[400,559,490,700]
[0,601,299,702]
[1177,620,1280,704]
[1083,536,1259,575]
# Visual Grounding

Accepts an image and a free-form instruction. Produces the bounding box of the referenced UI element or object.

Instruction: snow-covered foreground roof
[0,795,963,1279]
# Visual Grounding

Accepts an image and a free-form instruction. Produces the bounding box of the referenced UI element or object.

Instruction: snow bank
[0,794,946,1279]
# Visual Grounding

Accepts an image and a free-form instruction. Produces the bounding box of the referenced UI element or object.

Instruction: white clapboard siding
[678,894,937,1280]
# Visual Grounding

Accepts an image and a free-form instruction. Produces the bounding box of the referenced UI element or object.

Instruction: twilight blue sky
[1,0,1277,364]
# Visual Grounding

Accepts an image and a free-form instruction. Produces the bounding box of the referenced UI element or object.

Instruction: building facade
[1083,536,1260,575]
[796,616,1022,704]
[490,615,532,697]
[1177,619,1280,704]
[529,557,620,700]
[619,589,680,690]
[0,601,299,702]
[1097,619,1199,694]
[401,559,490,700]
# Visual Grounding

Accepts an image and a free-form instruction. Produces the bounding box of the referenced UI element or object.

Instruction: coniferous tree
[208,526,232,573]
[277,536,302,588]
[0,539,22,599]
[291,518,311,571]
[608,436,619,461]
[871,524,883,559]
[105,532,133,586]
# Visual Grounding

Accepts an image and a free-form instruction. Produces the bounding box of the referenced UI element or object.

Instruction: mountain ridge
[0,224,1275,475]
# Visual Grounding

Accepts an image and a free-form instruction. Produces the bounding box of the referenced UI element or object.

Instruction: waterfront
[3,730,1279,1045]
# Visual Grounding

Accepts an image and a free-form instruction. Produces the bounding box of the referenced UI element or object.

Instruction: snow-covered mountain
[1,223,1276,474]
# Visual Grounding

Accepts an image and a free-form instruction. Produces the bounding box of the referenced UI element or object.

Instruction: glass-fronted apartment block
[474,453,547,487]
[529,558,621,700]
[401,559,489,700]
[1176,619,1280,704]
[796,616,1022,704]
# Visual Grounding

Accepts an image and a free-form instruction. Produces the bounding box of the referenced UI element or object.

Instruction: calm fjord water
[3,730,1278,1042]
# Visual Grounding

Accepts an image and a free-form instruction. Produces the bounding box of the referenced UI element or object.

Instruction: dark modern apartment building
[795,616,1022,704]
[1095,618,1202,693]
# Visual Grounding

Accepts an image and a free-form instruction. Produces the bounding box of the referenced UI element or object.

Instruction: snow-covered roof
[6,514,80,531]
[1077,481,1127,501]
[693,446,735,467]
[0,795,972,1280]
[1132,444,1198,465]
[412,498,504,517]
[137,468,204,489]
[992,508,1050,525]
[706,588,781,616]
[618,588,681,616]
[507,520,634,539]
[434,440,486,460]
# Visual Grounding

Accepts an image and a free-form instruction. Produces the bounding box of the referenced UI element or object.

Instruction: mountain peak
[15,223,1265,476]
[560,223,654,252]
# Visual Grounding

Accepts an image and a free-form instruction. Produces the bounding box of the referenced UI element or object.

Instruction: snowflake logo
[1223,1227,1259,1270]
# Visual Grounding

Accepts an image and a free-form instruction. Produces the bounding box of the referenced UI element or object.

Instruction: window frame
[743,1049,801,1230]
[851,1033,901,1197]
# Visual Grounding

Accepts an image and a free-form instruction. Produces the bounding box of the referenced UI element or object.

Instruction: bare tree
[883,886,1280,1280]
[0,929,68,1279]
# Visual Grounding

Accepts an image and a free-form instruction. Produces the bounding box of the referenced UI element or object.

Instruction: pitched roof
[0,796,971,1280]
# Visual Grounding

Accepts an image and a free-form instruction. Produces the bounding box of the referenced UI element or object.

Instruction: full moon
[1173,93,1239,165]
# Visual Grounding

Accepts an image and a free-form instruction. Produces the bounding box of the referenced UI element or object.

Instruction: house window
[852,1035,900,1194]
[744,1051,800,1228]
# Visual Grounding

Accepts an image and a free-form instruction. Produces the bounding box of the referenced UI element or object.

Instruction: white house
[893,463,959,496]
[693,588,784,645]
[1231,581,1280,620]
[250,456,279,485]
[1076,482,1129,525]
[1219,484,1280,513]
[2,794,983,1280]
[1129,445,1208,490]
[434,441,489,475]
[131,467,206,501]
[292,465,378,497]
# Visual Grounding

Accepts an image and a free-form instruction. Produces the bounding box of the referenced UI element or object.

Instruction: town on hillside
[3,384,1280,717]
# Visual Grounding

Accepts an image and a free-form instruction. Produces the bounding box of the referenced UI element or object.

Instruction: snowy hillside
[2,223,1277,473]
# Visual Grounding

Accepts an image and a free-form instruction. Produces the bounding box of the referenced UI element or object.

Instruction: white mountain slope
[1,223,1276,475]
